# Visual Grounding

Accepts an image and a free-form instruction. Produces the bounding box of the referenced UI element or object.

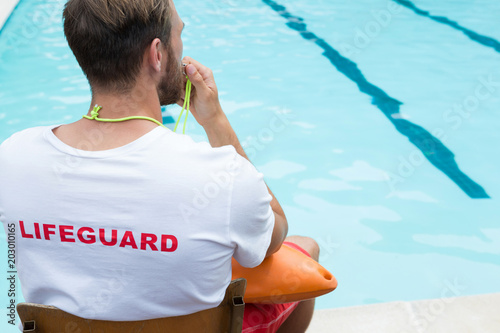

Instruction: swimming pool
[1,0,499,330]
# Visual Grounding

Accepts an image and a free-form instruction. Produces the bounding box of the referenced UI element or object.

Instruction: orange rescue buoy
[232,243,338,303]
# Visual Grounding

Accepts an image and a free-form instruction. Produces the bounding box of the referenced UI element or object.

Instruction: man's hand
[178,56,224,128]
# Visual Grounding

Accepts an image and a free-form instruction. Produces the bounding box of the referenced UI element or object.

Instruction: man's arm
[180,57,288,257]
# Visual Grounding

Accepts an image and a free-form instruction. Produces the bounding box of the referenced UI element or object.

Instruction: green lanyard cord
[83,105,167,128]
[173,79,192,134]
[82,79,192,134]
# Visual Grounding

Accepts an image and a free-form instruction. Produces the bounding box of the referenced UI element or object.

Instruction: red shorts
[241,242,311,333]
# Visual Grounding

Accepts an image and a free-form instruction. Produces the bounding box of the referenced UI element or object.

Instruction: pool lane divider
[261,0,490,199]
[393,0,500,54]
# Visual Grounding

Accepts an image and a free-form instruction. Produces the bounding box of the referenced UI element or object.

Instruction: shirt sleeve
[228,154,275,268]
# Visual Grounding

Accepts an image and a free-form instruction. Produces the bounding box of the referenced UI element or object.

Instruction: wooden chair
[17,278,246,333]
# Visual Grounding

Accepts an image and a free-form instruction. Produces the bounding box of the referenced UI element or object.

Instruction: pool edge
[0,0,20,31]
[307,292,500,332]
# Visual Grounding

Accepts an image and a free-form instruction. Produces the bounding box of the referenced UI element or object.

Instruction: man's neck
[52,81,165,152]
[88,83,162,122]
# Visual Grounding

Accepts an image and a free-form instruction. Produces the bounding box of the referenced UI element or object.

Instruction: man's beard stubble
[157,47,184,106]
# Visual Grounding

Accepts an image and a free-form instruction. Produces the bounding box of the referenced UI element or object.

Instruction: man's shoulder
[0,126,53,151]
[167,132,240,162]
[160,133,258,182]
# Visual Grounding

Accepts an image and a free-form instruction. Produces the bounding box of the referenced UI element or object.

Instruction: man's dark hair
[63,0,172,93]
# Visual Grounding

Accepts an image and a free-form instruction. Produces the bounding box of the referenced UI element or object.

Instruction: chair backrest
[17,278,246,333]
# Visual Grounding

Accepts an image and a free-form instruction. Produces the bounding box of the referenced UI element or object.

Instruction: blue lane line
[162,116,176,124]
[262,0,490,199]
[394,0,500,53]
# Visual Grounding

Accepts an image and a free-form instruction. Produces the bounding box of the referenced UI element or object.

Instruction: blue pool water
[1,0,499,330]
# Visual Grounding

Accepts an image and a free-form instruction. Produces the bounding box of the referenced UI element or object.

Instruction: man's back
[0,0,316,330]
[0,125,274,321]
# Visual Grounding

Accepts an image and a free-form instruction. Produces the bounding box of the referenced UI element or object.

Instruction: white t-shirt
[0,125,274,321]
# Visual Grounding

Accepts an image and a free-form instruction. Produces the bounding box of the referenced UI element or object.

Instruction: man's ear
[148,38,163,72]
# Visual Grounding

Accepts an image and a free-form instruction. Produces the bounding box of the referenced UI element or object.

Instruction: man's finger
[186,64,208,91]
[183,57,213,82]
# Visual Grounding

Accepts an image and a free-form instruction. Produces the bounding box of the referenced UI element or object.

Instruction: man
[0,0,318,332]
